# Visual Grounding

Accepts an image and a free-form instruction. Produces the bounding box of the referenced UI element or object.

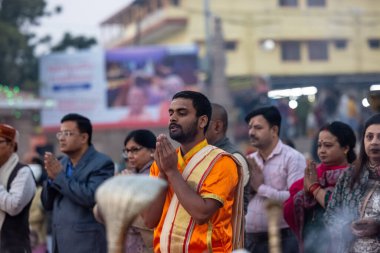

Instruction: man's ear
[81,133,89,144]
[214,120,223,133]
[271,125,279,137]
[199,115,208,130]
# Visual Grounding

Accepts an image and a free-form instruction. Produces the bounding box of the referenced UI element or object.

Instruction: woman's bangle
[313,187,322,199]
[308,182,320,193]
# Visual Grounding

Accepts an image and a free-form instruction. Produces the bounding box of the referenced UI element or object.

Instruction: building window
[281,41,301,61]
[194,40,237,51]
[225,41,237,51]
[334,39,347,50]
[279,0,298,7]
[308,40,328,61]
[171,0,180,6]
[307,0,325,7]
[368,39,380,49]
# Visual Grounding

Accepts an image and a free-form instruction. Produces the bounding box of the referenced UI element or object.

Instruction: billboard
[40,45,199,129]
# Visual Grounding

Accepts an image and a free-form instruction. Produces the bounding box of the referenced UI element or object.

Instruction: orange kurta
[150,140,239,253]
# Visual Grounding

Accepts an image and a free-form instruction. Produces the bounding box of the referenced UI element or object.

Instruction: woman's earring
[150,153,154,158]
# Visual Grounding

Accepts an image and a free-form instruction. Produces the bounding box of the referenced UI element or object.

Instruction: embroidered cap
[0,124,16,142]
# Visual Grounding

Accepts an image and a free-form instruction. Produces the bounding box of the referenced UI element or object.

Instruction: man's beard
[169,120,198,144]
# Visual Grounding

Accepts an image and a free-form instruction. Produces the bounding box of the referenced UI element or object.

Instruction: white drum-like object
[96,175,167,253]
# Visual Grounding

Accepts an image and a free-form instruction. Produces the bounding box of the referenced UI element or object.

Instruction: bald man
[206,103,250,212]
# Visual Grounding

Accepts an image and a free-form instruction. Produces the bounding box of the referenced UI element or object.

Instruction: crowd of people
[1,90,380,253]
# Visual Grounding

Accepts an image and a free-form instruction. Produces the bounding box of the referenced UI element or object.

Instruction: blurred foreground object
[266,200,282,253]
[95,175,166,253]
[368,90,380,112]
[232,249,250,253]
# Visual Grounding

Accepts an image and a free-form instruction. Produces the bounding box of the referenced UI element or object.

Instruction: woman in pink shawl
[283,121,357,253]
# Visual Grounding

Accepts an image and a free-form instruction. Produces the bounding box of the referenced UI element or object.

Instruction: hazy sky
[34,0,132,53]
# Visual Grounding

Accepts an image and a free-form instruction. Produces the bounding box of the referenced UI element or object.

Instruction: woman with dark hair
[283,121,357,253]
[121,129,156,253]
[94,129,156,253]
[325,114,380,253]
[121,129,156,175]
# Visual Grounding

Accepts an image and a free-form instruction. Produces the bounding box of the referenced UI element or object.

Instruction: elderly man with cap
[0,124,36,252]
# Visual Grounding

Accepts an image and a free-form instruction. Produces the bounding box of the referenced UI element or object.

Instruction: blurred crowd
[1,88,380,253]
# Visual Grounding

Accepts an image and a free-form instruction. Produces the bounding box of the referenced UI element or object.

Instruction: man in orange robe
[144,91,244,253]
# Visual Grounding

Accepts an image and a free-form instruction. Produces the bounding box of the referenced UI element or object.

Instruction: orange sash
[159,145,244,253]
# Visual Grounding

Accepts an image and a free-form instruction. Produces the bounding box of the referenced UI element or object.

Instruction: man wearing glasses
[41,113,114,253]
[0,124,36,252]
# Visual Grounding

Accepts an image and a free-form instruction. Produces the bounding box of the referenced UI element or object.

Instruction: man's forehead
[248,115,267,125]
[61,121,78,129]
[170,98,193,109]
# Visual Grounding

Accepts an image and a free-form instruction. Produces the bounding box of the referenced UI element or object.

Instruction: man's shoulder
[205,150,239,186]
[86,146,113,163]
[13,162,30,172]
[210,149,239,169]
[204,145,235,161]
[76,147,114,174]
[277,144,306,171]
[280,142,304,158]
[231,152,248,167]
[93,150,113,162]
[214,137,240,153]
[7,163,36,188]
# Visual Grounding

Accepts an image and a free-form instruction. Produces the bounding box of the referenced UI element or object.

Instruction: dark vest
[0,162,33,253]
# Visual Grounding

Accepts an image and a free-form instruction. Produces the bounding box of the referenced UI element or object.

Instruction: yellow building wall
[199,0,380,76]
[106,0,380,77]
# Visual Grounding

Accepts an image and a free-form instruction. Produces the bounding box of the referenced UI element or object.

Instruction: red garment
[283,163,348,241]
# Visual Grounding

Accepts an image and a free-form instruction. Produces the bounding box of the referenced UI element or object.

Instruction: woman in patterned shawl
[284,121,356,253]
[325,113,380,253]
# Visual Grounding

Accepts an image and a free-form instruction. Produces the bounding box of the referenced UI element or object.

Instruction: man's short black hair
[172,90,212,133]
[245,106,282,135]
[61,113,92,145]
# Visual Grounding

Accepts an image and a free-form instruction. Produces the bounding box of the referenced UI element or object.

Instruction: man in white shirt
[244,106,305,253]
[0,124,36,252]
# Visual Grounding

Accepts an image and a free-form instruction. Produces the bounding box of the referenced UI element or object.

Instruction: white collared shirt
[0,165,36,216]
[245,140,306,233]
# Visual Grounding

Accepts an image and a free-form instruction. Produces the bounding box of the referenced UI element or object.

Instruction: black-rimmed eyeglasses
[122,146,143,158]
[56,131,79,139]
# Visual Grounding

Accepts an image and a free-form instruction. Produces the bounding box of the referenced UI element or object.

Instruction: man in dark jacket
[41,113,114,253]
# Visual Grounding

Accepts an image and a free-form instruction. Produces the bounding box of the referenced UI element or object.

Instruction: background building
[4,0,379,163]
[101,0,380,90]
[100,0,380,146]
